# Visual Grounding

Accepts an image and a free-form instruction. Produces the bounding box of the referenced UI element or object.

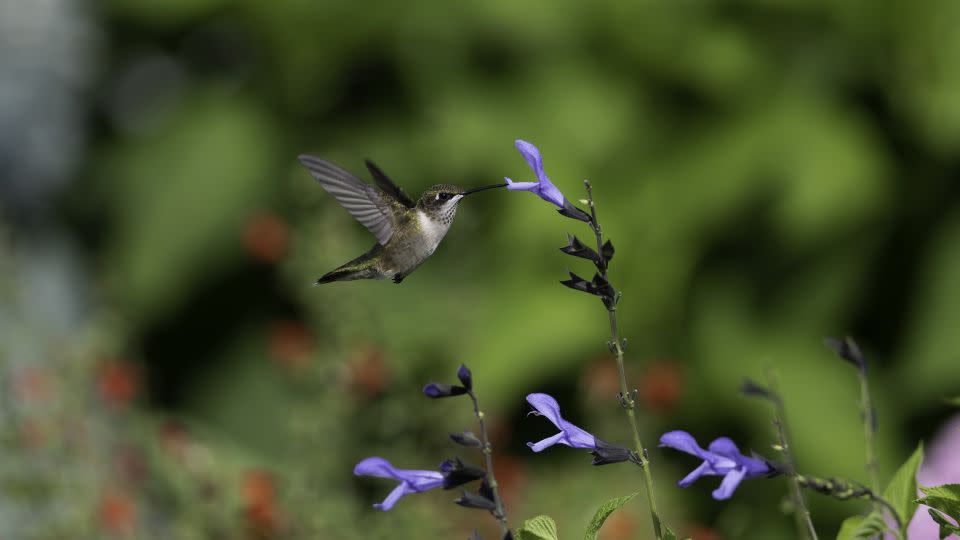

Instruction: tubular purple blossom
[525,393,596,451]
[504,139,568,208]
[659,430,772,500]
[353,457,444,510]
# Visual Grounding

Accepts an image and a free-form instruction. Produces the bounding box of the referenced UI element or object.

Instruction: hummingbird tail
[314,245,382,284]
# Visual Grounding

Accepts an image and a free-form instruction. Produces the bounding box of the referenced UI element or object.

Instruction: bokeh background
[2,0,959,538]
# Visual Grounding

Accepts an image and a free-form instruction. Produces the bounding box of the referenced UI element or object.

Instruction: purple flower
[659,430,772,500]
[353,457,444,510]
[525,393,597,451]
[505,140,567,208]
[525,393,633,465]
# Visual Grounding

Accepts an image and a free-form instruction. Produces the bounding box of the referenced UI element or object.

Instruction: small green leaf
[927,508,960,540]
[883,442,924,533]
[835,512,888,540]
[582,492,638,540]
[918,484,960,521]
[662,522,678,540]
[515,515,559,540]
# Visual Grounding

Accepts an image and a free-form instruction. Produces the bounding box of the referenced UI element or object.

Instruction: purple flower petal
[375,483,411,511]
[712,468,747,500]
[659,430,708,459]
[525,393,597,451]
[527,432,565,453]
[514,140,545,181]
[678,461,712,487]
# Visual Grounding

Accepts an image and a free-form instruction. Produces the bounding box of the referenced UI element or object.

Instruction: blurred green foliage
[3,0,960,538]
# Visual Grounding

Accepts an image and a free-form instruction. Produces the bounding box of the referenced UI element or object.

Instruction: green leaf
[515,515,559,540]
[662,522,679,540]
[918,484,960,521]
[583,491,638,540]
[835,512,888,540]
[927,508,960,540]
[883,442,924,533]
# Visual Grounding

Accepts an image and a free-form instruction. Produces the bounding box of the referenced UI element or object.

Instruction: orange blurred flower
[268,321,315,372]
[242,469,279,537]
[98,487,137,535]
[97,360,140,409]
[601,509,638,540]
[685,524,723,540]
[243,212,289,264]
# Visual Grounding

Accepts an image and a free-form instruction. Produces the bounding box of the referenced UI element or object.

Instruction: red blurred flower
[243,212,288,264]
[268,321,315,372]
[98,487,137,535]
[11,366,53,404]
[98,361,140,409]
[342,345,389,399]
[242,469,279,536]
[639,360,683,413]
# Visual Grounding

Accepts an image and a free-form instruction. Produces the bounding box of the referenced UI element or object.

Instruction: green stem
[766,370,819,540]
[857,370,880,494]
[585,180,663,540]
[794,474,901,532]
[468,389,509,536]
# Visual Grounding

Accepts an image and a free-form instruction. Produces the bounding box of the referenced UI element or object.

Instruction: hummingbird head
[418,184,467,224]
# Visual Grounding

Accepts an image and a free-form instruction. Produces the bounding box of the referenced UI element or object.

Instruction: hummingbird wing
[365,160,415,209]
[298,155,406,245]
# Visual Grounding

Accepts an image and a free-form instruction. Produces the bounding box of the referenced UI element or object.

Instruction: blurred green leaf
[927,508,960,539]
[835,512,887,540]
[883,443,924,534]
[582,491,637,540]
[515,515,560,540]
[917,484,960,521]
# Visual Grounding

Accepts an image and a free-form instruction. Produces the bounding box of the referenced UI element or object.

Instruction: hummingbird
[298,155,505,284]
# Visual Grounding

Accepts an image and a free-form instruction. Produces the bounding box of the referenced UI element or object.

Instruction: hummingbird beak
[463,183,508,196]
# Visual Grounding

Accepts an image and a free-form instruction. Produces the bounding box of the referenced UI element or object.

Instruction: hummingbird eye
[437,192,453,201]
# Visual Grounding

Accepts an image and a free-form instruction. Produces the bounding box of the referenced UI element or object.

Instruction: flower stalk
[583,179,663,540]
[466,385,509,536]
[764,370,819,540]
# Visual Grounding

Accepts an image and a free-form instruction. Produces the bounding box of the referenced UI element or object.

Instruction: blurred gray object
[0,0,98,221]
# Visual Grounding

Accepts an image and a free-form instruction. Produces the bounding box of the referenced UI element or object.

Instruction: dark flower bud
[440,457,486,489]
[824,336,866,374]
[740,378,775,401]
[557,199,591,222]
[601,239,615,264]
[423,383,468,398]
[457,364,473,391]
[455,489,496,510]
[478,478,495,502]
[560,234,600,265]
[450,431,483,448]
[590,438,633,466]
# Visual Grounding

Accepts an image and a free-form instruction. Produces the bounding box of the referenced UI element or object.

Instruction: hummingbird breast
[380,210,455,275]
